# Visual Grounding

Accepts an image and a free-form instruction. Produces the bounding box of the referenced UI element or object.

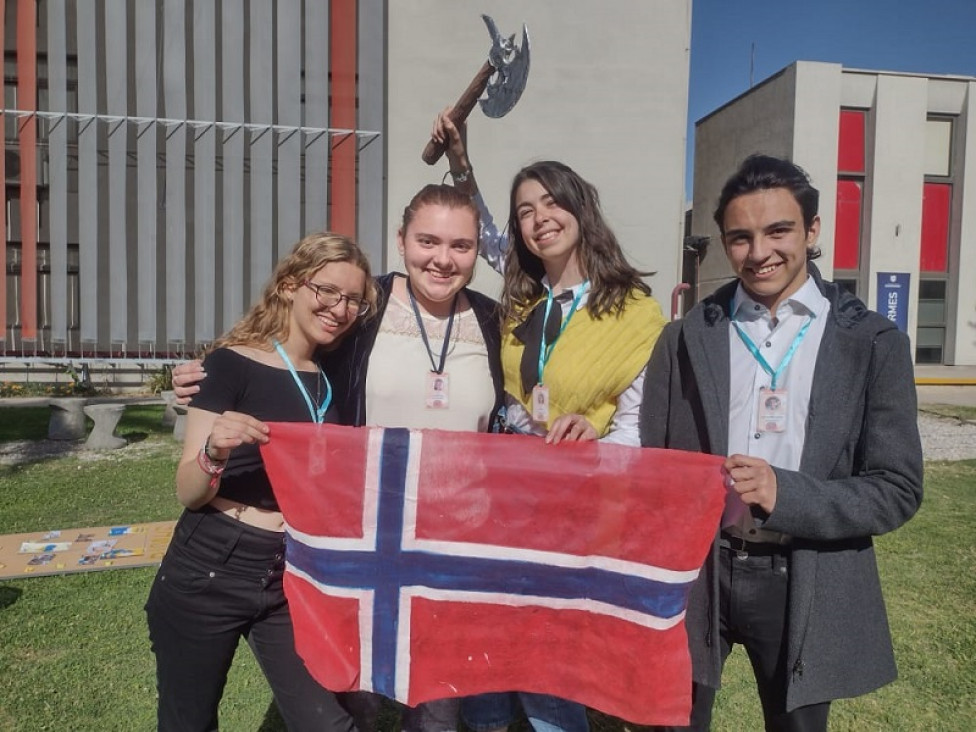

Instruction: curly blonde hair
[215,232,378,350]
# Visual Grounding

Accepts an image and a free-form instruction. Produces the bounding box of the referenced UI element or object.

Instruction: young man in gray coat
[639,155,923,731]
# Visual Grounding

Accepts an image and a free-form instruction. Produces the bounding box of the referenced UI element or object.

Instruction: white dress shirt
[727,275,830,470]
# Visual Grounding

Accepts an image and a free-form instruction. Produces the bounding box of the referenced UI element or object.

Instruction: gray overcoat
[639,263,923,711]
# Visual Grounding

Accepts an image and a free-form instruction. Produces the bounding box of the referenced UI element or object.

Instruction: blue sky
[687,0,976,199]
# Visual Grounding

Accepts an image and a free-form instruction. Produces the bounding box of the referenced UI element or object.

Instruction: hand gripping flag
[261,424,726,726]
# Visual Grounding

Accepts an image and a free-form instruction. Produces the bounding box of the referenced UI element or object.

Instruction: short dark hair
[713,155,821,258]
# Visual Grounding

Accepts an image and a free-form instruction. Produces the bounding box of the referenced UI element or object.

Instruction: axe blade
[480,23,530,119]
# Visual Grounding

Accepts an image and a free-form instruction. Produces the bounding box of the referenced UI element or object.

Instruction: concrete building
[690,61,976,366]
[2,0,691,364]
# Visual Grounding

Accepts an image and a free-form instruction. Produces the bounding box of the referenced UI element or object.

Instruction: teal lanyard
[272,340,332,423]
[731,315,813,390]
[537,281,589,385]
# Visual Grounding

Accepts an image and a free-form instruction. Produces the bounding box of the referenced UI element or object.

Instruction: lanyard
[272,340,332,423]
[406,280,458,374]
[731,315,813,390]
[537,281,589,385]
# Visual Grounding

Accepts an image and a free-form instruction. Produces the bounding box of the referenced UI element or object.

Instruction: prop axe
[422,14,530,165]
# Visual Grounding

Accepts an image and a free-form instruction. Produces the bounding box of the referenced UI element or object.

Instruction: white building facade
[691,61,976,366]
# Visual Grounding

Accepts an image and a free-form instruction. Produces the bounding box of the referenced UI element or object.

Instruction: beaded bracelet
[197,436,227,489]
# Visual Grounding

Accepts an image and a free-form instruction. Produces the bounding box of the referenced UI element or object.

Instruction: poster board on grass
[0,521,175,580]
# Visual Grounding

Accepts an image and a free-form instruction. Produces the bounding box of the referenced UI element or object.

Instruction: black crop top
[190,347,340,510]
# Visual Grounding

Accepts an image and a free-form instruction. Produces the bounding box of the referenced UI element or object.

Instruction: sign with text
[877,272,910,332]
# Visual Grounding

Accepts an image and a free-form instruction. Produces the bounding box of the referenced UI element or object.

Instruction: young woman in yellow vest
[432,111,666,447]
[494,160,667,445]
[457,161,668,732]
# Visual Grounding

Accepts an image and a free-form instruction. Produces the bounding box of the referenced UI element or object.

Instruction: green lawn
[0,406,974,730]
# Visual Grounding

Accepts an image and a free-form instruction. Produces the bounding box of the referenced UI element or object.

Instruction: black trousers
[656,544,830,732]
[145,508,358,732]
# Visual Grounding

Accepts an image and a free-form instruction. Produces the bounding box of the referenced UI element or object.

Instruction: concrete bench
[172,404,189,442]
[160,390,179,427]
[83,403,128,450]
[48,398,89,441]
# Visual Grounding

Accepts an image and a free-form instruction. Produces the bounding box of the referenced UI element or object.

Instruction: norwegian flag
[260,424,726,726]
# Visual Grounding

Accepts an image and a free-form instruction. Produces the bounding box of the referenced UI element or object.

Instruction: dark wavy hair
[713,154,822,260]
[501,161,650,321]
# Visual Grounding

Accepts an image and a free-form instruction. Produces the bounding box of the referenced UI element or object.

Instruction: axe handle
[422,60,495,166]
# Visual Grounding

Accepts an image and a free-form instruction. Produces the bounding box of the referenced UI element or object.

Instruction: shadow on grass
[258,701,286,731]
[0,584,23,609]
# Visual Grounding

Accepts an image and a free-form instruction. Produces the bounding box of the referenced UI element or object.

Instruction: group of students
[146,112,923,732]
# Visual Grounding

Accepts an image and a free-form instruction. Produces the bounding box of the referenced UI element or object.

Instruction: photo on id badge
[758,387,787,432]
[426,372,449,409]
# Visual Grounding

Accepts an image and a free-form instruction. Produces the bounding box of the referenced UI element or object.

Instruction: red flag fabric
[260,424,726,726]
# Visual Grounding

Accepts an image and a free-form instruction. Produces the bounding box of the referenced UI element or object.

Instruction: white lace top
[365,294,495,432]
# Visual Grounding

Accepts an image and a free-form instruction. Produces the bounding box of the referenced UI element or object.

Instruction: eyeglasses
[303,280,371,317]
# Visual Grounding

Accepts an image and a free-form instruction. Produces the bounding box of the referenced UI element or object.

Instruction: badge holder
[426,372,450,409]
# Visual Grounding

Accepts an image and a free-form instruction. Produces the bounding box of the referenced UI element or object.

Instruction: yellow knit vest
[501,291,666,436]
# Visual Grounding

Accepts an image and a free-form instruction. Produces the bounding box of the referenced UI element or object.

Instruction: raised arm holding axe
[422,15,530,178]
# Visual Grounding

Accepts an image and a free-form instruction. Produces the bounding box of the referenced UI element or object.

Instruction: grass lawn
[1,406,974,730]
[919,403,976,422]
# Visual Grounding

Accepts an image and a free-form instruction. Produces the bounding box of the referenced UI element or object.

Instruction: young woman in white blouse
[171,183,503,732]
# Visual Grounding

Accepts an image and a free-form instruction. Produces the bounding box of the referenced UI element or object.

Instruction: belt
[723,524,792,545]
[720,530,792,557]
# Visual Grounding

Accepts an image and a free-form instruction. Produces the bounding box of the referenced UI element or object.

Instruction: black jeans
[145,508,358,732]
[658,544,830,732]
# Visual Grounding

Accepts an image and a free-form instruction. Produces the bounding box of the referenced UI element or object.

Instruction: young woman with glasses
[146,233,378,732]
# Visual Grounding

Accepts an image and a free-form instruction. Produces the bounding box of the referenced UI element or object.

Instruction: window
[834,179,862,270]
[834,109,866,283]
[915,279,946,364]
[924,118,952,177]
[920,182,950,273]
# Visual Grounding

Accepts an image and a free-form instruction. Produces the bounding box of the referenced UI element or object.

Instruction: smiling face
[287,260,367,351]
[514,178,582,279]
[397,203,479,315]
[721,187,820,312]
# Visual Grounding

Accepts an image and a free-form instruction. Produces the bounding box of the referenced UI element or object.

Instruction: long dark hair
[501,161,650,322]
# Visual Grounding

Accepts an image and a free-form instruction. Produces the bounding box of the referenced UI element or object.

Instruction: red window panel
[920,182,951,273]
[834,179,862,270]
[838,110,865,174]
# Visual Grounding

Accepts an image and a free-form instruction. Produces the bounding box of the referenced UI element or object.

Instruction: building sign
[876,272,910,332]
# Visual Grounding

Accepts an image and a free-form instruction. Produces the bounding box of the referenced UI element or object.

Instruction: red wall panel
[838,109,865,174]
[833,179,862,270]
[920,182,950,273]
[17,0,38,340]
[330,0,358,238]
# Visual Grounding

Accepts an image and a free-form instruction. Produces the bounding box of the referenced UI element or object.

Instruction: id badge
[426,372,450,409]
[531,384,550,423]
[757,387,788,433]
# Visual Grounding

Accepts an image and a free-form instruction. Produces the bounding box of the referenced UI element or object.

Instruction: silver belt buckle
[729,534,750,559]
